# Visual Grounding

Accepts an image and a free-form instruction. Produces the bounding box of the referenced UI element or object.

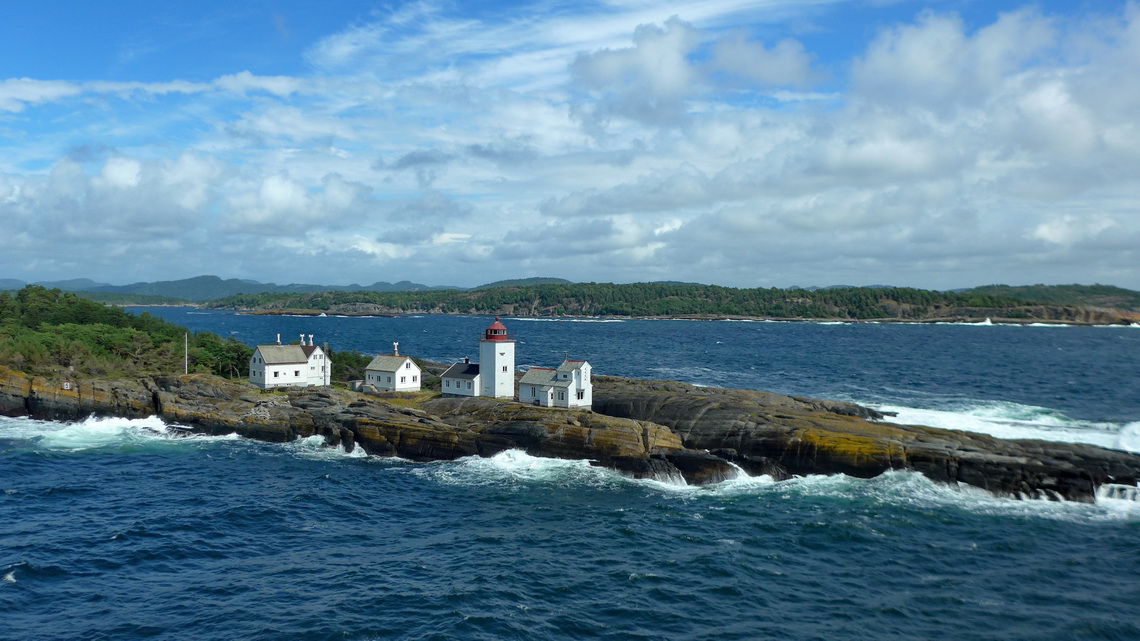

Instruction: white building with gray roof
[364,346,421,392]
[518,359,592,409]
[440,357,481,398]
[249,334,331,389]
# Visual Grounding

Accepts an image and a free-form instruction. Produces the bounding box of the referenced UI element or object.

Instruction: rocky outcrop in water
[590,376,1140,502]
[2,364,1138,501]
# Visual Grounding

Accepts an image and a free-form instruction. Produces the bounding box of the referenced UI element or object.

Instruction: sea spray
[877,402,1132,451]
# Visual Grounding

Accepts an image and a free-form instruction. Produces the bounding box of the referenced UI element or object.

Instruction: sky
[2,0,1138,290]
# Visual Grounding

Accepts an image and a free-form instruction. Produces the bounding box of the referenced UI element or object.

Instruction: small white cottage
[249,334,331,389]
[440,357,481,397]
[364,347,421,393]
[518,359,592,409]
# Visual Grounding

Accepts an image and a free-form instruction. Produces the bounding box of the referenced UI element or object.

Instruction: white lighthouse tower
[479,317,515,398]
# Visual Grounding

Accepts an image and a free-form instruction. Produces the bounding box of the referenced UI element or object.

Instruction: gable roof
[365,354,415,373]
[519,367,557,387]
[441,362,480,380]
[255,344,309,365]
[556,359,588,373]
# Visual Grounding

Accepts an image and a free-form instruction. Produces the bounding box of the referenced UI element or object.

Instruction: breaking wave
[877,401,1139,453]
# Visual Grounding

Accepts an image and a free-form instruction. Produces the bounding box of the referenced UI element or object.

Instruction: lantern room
[483,317,513,342]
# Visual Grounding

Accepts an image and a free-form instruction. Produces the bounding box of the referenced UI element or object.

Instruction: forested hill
[0,286,252,378]
[205,283,1140,323]
[963,284,1140,312]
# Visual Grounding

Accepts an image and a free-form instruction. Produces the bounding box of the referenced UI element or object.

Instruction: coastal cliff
[2,364,1137,501]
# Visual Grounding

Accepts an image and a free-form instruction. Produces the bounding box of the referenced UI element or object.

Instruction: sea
[2,310,1139,641]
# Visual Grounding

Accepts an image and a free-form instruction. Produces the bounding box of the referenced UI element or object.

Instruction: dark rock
[591,376,1140,502]
[4,365,1138,501]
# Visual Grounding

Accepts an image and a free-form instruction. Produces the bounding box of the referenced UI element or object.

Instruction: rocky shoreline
[2,364,1137,502]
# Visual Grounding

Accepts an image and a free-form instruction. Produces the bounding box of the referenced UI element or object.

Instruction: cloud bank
[2,1,1139,289]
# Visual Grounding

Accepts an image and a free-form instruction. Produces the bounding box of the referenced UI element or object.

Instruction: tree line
[0,286,252,379]
[0,285,394,384]
[208,283,1025,319]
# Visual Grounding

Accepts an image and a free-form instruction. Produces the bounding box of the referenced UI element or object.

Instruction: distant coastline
[230,307,1137,326]
[204,282,1140,326]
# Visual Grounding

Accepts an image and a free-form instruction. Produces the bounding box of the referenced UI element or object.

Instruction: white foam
[2,415,171,451]
[0,414,234,452]
[748,470,1137,522]
[878,402,1133,452]
[1117,423,1140,453]
[284,434,369,460]
[413,449,651,489]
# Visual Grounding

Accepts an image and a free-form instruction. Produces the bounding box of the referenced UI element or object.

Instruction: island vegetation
[0,286,251,378]
[203,282,1140,323]
[0,285,420,385]
[965,284,1140,312]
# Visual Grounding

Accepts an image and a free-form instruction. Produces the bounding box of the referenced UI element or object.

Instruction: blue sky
[2,0,1138,289]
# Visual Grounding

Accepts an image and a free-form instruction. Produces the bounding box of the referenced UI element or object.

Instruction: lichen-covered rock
[0,365,33,416]
[0,365,155,420]
[590,376,1140,501]
[4,365,1138,499]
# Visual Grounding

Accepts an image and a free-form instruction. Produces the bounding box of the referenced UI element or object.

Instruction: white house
[518,360,592,409]
[249,334,331,389]
[364,346,421,392]
[440,357,481,397]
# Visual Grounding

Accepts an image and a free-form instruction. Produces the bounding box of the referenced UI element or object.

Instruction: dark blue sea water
[3,312,1140,640]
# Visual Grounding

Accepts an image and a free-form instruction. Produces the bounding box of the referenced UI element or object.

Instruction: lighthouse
[478,317,515,398]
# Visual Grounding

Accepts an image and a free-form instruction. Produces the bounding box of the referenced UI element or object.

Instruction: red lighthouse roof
[482,317,513,341]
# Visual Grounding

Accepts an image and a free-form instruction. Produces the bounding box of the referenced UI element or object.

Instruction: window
[502,366,507,372]
[558,391,565,400]
[577,390,585,400]
[531,387,536,397]
[387,376,391,383]
[400,376,406,383]
[405,362,410,368]
[446,380,451,388]
[295,370,300,377]
[412,376,417,382]
[274,371,279,378]
[467,381,472,389]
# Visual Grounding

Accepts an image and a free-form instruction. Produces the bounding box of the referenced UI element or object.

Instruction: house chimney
[300,334,305,345]
[276,333,281,345]
[308,334,314,346]
[393,341,399,356]
[463,356,470,364]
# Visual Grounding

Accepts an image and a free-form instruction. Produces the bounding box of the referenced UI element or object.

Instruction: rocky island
[3,364,1138,503]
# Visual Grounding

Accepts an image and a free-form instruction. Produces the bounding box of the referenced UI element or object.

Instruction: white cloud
[0,78,82,112]
[1032,214,1117,246]
[570,16,701,127]
[3,2,1140,289]
[215,71,304,97]
[709,31,820,87]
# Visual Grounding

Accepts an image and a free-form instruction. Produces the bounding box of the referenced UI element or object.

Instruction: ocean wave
[700,469,1139,522]
[411,449,627,489]
[283,434,369,460]
[0,414,234,452]
[876,401,1137,453]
